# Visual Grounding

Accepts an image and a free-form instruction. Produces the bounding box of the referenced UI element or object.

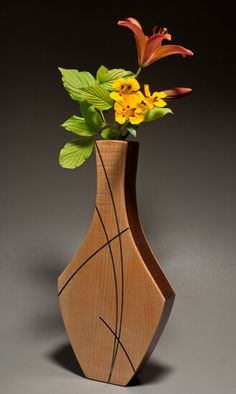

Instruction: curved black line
[58,227,129,297]
[95,143,125,382]
[99,316,135,373]
[95,205,119,382]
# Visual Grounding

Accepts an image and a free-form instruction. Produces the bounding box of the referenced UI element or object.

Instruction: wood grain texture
[58,140,175,386]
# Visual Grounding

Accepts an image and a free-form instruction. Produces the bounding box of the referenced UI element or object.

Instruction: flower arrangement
[58,17,193,169]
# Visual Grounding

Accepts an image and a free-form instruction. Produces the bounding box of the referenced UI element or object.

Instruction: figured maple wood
[58,140,175,386]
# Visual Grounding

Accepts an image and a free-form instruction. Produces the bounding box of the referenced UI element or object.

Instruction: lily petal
[142,32,172,67]
[118,18,147,64]
[143,44,194,66]
[125,17,143,30]
[163,87,192,99]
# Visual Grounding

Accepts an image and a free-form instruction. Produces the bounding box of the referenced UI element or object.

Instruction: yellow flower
[139,84,167,109]
[110,77,140,101]
[114,94,145,125]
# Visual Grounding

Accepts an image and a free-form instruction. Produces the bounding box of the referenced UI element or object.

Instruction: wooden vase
[58,140,175,386]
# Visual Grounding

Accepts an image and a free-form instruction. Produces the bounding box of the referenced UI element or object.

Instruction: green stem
[100,110,106,123]
[121,131,129,140]
[134,66,142,79]
[118,120,129,140]
[119,120,129,132]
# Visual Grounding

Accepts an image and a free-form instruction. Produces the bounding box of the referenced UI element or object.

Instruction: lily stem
[134,66,142,79]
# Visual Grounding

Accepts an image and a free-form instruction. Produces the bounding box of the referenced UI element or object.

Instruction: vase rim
[96,140,139,145]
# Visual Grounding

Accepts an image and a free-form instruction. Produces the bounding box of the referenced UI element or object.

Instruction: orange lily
[118,17,193,67]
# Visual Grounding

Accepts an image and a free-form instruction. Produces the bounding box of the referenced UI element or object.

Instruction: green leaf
[80,85,113,110]
[96,66,134,90]
[80,101,105,129]
[59,139,95,169]
[61,115,97,136]
[144,107,173,122]
[58,68,96,102]
[96,65,108,82]
[126,125,137,137]
[101,127,120,140]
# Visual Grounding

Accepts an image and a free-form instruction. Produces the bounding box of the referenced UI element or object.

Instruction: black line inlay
[58,227,129,297]
[99,316,135,373]
[95,205,119,378]
[95,143,125,382]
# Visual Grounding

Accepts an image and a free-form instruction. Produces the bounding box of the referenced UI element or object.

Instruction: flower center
[124,105,136,117]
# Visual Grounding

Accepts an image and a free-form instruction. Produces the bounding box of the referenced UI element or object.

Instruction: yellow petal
[157,91,167,98]
[145,99,154,110]
[112,77,126,91]
[133,92,143,104]
[110,91,123,101]
[136,91,146,102]
[135,103,145,113]
[126,78,140,92]
[115,113,127,124]
[144,84,151,97]
[126,93,143,106]
[121,94,133,107]
[154,99,167,108]
[114,101,124,113]
[121,94,131,102]
[129,114,144,124]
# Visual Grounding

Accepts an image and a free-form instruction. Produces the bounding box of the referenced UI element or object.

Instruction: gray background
[1,1,236,393]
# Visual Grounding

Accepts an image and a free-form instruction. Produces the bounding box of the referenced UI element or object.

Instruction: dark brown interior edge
[125,142,176,299]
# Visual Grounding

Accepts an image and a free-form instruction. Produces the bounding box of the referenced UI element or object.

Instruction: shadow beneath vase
[47,342,174,385]
[48,342,85,377]
[128,358,175,386]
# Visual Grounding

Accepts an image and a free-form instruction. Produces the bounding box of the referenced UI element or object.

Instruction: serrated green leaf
[96,67,134,90]
[126,125,137,137]
[80,101,105,129]
[144,107,173,122]
[101,127,120,140]
[80,85,113,110]
[59,139,95,169]
[58,68,96,102]
[96,65,108,81]
[61,115,97,136]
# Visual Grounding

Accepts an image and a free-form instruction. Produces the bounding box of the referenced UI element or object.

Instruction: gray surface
[1,128,236,393]
[1,1,236,393]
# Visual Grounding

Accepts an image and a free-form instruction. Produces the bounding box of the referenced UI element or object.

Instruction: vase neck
[95,140,139,232]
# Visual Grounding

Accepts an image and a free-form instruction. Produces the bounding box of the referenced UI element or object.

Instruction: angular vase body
[58,140,175,386]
